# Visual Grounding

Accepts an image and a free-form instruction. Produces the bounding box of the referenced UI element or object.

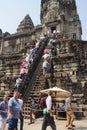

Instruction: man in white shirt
[42,91,56,130]
[15,76,22,92]
[18,98,24,130]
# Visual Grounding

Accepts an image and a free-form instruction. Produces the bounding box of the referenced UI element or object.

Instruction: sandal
[68,127,74,130]
[68,127,72,129]
[72,124,75,127]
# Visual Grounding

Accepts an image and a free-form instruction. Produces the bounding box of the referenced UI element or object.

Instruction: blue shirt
[0,101,8,118]
[31,101,35,109]
[8,97,20,119]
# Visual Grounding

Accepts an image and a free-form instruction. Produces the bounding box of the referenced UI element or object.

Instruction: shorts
[67,111,75,121]
[8,118,18,129]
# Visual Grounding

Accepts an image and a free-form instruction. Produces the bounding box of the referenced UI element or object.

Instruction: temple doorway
[51,26,56,33]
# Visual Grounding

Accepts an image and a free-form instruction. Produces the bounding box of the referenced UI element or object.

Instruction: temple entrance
[51,26,56,33]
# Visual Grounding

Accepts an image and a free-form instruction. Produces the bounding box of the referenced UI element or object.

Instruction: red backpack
[40,97,46,108]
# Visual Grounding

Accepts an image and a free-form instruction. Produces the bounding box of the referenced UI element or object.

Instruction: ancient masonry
[0,0,87,115]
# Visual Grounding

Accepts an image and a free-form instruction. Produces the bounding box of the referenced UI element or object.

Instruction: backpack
[40,97,46,108]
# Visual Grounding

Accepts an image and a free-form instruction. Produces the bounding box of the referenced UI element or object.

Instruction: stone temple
[41,0,82,40]
[0,0,87,119]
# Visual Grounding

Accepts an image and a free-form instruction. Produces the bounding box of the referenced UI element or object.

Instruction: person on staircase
[42,58,50,76]
[20,66,27,80]
[15,75,22,93]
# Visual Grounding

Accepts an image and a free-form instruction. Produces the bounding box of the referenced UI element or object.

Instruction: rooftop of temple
[17,14,34,33]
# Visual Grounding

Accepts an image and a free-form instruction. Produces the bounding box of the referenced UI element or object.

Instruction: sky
[0,0,86,40]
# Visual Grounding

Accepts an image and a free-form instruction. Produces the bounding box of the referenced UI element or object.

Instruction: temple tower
[40,0,82,40]
[17,14,34,32]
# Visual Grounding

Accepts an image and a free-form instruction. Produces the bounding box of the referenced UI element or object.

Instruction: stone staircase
[0,36,48,97]
[22,59,47,119]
